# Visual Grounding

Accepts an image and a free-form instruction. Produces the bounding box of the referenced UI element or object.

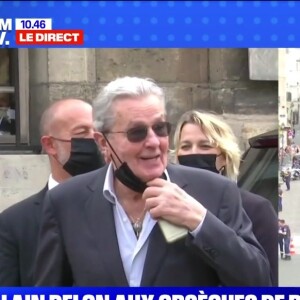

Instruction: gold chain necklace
[129,216,143,239]
[128,210,146,239]
[119,198,145,239]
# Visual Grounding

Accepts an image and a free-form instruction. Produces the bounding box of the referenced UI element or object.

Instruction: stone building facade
[28,48,277,148]
[0,48,278,210]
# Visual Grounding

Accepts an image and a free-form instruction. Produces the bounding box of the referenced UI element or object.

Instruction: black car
[237,129,278,211]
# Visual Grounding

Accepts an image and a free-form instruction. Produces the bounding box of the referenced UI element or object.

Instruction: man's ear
[94,131,106,149]
[40,136,56,156]
[94,131,110,163]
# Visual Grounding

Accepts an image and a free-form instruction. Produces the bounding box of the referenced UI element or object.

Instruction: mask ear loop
[49,136,72,169]
[102,133,122,167]
[216,152,226,174]
[218,166,226,174]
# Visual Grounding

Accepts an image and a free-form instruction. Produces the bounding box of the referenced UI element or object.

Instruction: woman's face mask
[177,123,225,174]
[177,153,224,174]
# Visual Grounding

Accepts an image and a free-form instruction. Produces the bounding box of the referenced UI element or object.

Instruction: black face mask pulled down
[178,153,220,174]
[114,162,148,193]
[63,138,105,176]
[103,134,165,194]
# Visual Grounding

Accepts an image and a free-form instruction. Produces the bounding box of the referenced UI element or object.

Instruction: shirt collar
[103,162,170,204]
[103,163,118,204]
[48,173,60,190]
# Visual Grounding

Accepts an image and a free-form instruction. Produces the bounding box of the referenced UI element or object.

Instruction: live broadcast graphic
[1,18,83,46]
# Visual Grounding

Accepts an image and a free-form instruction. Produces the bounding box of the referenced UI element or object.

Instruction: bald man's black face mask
[62,138,105,176]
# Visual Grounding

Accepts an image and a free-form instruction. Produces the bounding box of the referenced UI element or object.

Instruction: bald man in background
[0,99,105,286]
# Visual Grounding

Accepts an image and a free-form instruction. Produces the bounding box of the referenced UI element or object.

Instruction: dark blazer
[240,189,278,286]
[0,186,47,286]
[34,164,271,287]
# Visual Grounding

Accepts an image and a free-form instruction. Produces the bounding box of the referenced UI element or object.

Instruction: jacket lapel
[85,166,128,286]
[141,164,188,286]
[140,223,168,286]
[33,185,48,226]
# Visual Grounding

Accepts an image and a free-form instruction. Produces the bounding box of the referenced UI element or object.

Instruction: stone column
[48,48,97,101]
[28,48,97,145]
[29,48,49,145]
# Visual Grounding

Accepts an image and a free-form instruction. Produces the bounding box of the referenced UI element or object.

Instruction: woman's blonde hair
[173,110,241,181]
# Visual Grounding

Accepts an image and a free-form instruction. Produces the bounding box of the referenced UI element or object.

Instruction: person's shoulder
[167,163,227,177]
[49,165,108,198]
[0,187,46,222]
[167,163,230,185]
[240,189,267,202]
[239,189,275,212]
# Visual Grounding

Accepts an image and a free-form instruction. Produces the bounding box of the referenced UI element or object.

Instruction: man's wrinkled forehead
[114,108,166,129]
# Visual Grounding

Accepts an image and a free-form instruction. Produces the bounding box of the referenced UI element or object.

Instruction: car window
[238,147,278,210]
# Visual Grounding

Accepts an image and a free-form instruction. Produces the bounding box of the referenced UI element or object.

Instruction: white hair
[93,76,165,132]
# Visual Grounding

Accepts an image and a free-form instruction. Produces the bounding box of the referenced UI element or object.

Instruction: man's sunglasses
[105,121,172,143]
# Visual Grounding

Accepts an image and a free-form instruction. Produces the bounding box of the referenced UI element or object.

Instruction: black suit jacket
[34,164,271,287]
[240,189,278,286]
[0,186,47,286]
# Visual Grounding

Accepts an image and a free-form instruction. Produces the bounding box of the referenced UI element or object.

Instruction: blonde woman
[173,110,278,286]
